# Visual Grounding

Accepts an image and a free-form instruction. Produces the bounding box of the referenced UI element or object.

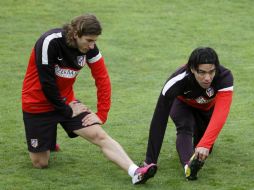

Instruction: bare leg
[29,150,50,168]
[74,124,134,171]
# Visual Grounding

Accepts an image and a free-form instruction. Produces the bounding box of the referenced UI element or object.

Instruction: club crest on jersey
[77,55,86,67]
[31,139,38,148]
[206,87,214,97]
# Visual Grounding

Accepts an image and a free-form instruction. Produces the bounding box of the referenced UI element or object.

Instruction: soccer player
[144,47,233,180]
[22,14,157,184]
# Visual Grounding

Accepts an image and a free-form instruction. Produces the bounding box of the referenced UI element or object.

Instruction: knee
[89,130,113,147]
[93,131,109,143]
[31,158,49,169]
[78,125,112,145]
[176,130,193,137]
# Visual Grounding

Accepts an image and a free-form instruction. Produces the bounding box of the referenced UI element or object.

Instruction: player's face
[191,64,216,89]
[74,34,98,53]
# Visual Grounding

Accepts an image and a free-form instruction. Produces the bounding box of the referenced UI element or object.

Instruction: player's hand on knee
[82,112,102,127]
[69,101,90,117]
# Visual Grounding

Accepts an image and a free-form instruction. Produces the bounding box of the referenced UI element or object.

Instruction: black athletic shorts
[23,111,91,153]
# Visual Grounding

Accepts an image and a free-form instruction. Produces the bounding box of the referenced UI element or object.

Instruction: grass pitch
[0,0,254,189]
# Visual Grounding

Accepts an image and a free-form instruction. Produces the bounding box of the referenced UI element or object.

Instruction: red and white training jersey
[22,28,111,123]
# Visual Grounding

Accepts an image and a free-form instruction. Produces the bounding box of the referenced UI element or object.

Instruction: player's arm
[35,39,73,118]
[87,47,111,124]
[145,91,173,164]
[196,90,233,159]
[145,71,186,164]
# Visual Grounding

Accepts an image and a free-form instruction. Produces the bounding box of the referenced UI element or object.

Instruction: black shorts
[23,111,90,153]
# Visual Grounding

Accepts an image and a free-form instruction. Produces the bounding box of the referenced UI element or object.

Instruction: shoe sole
[135,165,157,184]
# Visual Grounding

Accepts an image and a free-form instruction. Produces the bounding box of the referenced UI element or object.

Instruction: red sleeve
[88,57,111,124]
[196,91,233,149]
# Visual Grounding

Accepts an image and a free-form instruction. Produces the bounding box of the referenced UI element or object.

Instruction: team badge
[206,87,214,97]
[31,139,38,148]
[77,55,86,67]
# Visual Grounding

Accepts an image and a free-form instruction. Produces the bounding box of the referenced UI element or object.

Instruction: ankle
[128,163,139,177]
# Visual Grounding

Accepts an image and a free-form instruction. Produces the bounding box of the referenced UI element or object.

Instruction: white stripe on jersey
[162,71,188,96]
[218,86,233,91]
[87,52,102,64]
[42,32,62,65]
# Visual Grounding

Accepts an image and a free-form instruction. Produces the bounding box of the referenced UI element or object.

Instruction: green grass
[1,0,254,189]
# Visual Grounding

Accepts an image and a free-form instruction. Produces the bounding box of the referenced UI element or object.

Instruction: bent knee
[176,129,193,136]
[30,151,50,169]
[32,159,49,169]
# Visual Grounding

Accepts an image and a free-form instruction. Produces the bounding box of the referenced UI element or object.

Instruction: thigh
[193,108,213,146]
[196,108,213,127]
[23,111,58,152]
[170,99,196,135]
[60,112,98,138]
[73,124,108,144]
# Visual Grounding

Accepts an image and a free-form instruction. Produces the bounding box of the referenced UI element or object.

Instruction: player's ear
[73,31,78,39]
[190,68,195,74]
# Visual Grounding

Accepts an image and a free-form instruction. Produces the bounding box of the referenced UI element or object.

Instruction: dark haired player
[144,47,233,180]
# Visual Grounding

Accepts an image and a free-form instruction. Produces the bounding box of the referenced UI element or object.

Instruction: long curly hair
[63,14,102,47]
